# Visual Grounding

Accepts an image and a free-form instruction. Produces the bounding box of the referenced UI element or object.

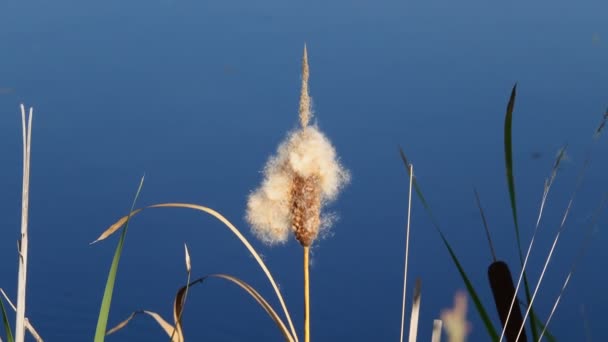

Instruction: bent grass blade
[94,203,297,342]
[106,274,293,341]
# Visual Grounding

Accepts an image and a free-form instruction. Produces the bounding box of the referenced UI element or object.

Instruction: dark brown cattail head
[488,261,527,342]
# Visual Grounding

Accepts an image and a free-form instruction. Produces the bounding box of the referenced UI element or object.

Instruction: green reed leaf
[94,175,145,342]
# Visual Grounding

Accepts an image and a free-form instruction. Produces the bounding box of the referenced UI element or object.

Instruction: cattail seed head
[246,45,350,247]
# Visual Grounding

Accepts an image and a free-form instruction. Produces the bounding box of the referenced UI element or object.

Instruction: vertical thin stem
[304,246,310,342]
[400,164,414,342]
[16,105,33,342]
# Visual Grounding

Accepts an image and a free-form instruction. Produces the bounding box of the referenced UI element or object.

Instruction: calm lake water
[1,0,607,341]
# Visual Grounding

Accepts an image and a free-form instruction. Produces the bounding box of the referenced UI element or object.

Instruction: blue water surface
[1,0,607,341]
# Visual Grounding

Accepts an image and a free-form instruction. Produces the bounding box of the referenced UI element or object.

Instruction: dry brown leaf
[94,202,298,341]
[106,310,180,342]
[200,274,293,341]
[91,208,143,244]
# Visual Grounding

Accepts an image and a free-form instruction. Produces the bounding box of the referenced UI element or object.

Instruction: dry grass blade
[90,209,143,244]
[170,243,192,342]
[107,274,292,341]
[96,203,297,341]
[432,320,443,342]
[106,310,177,341]
[200,274,293,341]
[408,279,421,342]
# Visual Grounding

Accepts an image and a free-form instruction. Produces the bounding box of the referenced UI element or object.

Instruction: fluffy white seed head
[246,45,349,246]
[246,125,349,245]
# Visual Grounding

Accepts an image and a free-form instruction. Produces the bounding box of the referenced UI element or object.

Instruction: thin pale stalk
[516,198,574,341]
[518,141,592,341]
[537,194,607,341]
[15,105,33,342]
[304,246,310,342]
[499,148,565,342]
[400,164,414,342]
[407,279,421,342]
[431,320,443,342]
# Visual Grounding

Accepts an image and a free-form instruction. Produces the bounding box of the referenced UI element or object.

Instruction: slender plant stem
[304,246,310,342]
[400,164,414,342]
[16,105,33,342]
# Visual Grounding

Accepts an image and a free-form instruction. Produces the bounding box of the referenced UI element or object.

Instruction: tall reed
[15,104,33,342]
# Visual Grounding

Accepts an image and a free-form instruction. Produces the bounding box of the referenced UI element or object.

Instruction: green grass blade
[0,296,14,342]
[502,84,540,340]
[504,84,523,253]
[399,148,498,341]
[94,175,145,342]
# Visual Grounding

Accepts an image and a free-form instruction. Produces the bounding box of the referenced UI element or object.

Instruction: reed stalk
[15,104,33,342]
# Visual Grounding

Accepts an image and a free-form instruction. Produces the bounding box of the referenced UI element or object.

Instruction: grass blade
[93,175,145,342]
[504,84,521,249]
[106,274,293,341]
[399,148,499,341]
[0,296,14,342]
[200,274,293,341]
[502,84,539,341]
[106,310,175,339]
[95,203,297,341]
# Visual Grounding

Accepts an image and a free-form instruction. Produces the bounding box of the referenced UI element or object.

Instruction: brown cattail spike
[299,44,311,128]
[291,174,321,247]
[488,261,527,342]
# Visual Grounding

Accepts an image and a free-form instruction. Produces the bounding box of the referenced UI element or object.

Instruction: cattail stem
[304,246,310,342]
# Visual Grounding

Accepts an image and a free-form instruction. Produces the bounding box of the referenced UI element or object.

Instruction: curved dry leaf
[106,310,179,342]
[91,208,143,244]
[95,202,298,341]
[197,274,293,342]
